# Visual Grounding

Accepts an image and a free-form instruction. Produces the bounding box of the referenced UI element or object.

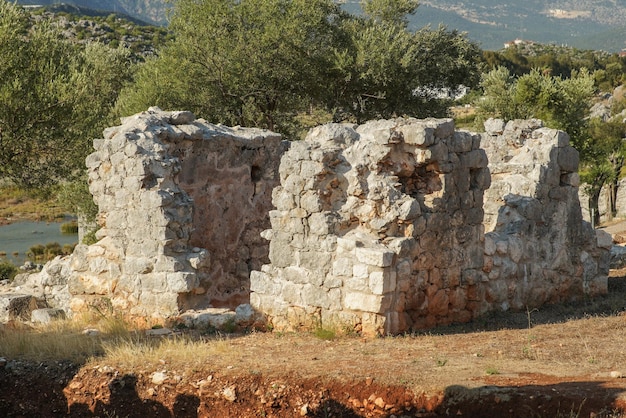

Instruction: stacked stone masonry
[12,109,610,334]
[252,118,609,335]
[64,108,284,318]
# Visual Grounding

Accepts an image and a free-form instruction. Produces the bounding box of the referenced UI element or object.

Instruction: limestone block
[305,123,359,147]
[343,291,387,313]
[398,125,435,146]
[361,312,387,336]
[85,152,102,169]
[585,275,608,295]
[557,146,579,172]
[352,262,369,279]
[428,290,449,316]
[300,191,321,213]
[180,308,236,329]
[430,118,455,139]
[167,272,200,293]
[0,294,37,322]
[597,230,613,249]
[369,269,396,295]
[428,141,448,162]
[271,187,294,211]
[283,174,305,194]
[301,284,331,309]
[282,266,312,284]
[385,238,416,257]
[324,275,343,289]
[250,270,279,295]
[31,308,66,324]
[355,247,394,267]
[169,110,195,125]
[508,236,524,263]
[536,127,570,147]
[461,269,488,285]
[300,160,323,178]
[281,281,304,305]
[250,292,288,315]
[308,212,335,235]
[449,131,474,153]
[484,118,506,135]
[268,240,295,268]
[398,200,421,221]
[461,149,488,169]
[332,257,353,277]
[297,251,332,276]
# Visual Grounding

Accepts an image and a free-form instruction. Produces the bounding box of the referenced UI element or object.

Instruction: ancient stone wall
[10,110,610,334]
[482,119,610,312]
[251,118,610,335]
[66,108,284,318]
[250,119,490,335]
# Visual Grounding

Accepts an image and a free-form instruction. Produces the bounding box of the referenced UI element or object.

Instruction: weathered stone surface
[251,118,491,335]
[6,112,607,337]
[0,294,37,322]
[31,308,66,324]
[10,108,285,321]
[252,117,607,335]
[482,119,608,307]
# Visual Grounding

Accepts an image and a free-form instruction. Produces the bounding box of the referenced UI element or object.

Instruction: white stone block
[166,272,198,293]
[332,257,353,277]
[355,247,394,267]
[369,270,396,295]
[343,291,385,313]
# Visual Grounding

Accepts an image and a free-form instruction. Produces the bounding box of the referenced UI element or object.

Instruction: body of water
[0,220,78,265]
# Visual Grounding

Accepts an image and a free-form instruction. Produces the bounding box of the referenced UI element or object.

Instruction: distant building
[504,38,534,49]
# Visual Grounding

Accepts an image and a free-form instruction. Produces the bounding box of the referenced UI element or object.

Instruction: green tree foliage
[478,66,595,150]
[580,118,626,224]
[482,45,626,91]
[117,0,344,135]
[0,261,17,282]
[477,65,626,225]
[0,1,133,191]
[115,0,481,136]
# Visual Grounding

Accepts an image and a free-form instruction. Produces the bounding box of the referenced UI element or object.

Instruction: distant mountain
[343,0,626,52]
[16,1,626,52]
[16,0,170,25]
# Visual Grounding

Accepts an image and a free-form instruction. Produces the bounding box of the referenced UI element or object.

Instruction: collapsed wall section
[67,107,284,318]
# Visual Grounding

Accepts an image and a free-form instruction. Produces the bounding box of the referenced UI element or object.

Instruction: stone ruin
[2,108,611,334]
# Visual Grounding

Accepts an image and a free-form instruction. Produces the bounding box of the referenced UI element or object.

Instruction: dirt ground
[2,276,626,417]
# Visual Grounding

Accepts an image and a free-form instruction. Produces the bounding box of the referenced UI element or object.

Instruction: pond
[0,220,78,265]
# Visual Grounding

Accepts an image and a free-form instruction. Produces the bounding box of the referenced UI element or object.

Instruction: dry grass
[1,279,626,397]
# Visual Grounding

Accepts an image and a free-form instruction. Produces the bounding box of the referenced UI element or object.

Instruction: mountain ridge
[14,0,626,52]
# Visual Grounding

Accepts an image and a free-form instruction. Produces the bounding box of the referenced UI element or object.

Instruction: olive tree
[0,1,133,190]
[115,0,481,136]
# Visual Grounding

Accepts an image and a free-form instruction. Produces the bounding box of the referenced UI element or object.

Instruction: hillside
[15,1,626,51]
[343,0,626,52]
[16,0,171,25]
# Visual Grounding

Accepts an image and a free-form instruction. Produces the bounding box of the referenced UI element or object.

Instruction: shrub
[60,221,79,234]
[29,244,45,258]
[0,261,17,281]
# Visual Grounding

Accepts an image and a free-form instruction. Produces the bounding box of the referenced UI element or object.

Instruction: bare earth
[1,276,626,417]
